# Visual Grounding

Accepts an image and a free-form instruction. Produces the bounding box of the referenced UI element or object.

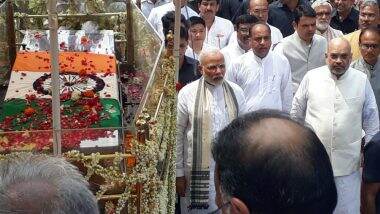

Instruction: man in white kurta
[227,23,293,112]
[198,0,234,49]
[176,49,246,213]
[291,38,379,214]
[274,7,327,93]
[221,15,257,69]
[147,0,198,40]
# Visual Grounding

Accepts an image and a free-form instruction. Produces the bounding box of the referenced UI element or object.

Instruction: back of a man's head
[213,109,337,214]
[0,153,99,214]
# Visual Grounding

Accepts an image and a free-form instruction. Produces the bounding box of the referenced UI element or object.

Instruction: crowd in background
[140,0,380,213]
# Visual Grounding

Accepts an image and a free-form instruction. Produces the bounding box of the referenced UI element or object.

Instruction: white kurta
[291,66,379,176]
[147,2,198,40]
[227,50,293,113]
[176,79,246,213]
[220,41,247,69]
[203,16,234,49]
[137,0,170,18]
[274,32,327,93]
[228,24,284,47]
[291,66,379,214]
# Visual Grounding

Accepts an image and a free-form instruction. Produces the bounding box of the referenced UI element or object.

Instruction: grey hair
[311,0,333,11]
[0,153,99,214]
[360,0,378,9]
[198,47,224,65]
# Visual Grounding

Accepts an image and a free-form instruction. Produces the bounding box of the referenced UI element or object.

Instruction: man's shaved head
[213,109,337,214]
[326,38,352,78]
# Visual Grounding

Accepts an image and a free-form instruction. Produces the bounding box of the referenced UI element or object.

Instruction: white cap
[311,0,333,11]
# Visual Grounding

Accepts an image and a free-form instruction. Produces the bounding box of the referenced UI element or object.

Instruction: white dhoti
[333,170,361,214]
[180,159,218,214]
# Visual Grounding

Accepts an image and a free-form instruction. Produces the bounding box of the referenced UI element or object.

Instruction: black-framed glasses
[208,201,231,214]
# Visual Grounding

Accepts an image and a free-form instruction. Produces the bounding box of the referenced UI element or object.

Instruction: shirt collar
[329,67,351,81]
[251,50,272,64]
[293,31,314,47]
[346,8,358,21]
[361,57,380,77]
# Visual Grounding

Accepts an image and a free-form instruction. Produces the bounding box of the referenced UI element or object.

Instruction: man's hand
[176,176,187,197]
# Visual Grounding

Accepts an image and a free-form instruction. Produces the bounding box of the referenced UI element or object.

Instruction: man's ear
[292,21,297,31]
[230,197,250,214]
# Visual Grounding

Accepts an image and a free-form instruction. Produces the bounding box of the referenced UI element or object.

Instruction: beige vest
[305,66,367,176]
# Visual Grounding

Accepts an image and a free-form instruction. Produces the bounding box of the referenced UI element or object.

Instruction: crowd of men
[141,0,380,213]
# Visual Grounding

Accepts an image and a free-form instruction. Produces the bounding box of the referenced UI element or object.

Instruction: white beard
[316,22,329,32]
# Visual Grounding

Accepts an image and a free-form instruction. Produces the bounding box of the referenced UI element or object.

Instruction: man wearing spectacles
[291,37,379,214]
[227,22,293,113]
[311,0,343,41]
[221,15,258,69]
[343,0,379,61]
[351,27,380,115]
[176,49,246,213]
[212,109,338,214]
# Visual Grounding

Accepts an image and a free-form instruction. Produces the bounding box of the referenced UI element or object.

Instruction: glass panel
[122,2,164,125]
[0,130,54,153]
[0,1,9,86]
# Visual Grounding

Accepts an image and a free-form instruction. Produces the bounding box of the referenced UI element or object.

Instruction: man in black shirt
[267,0,312,37]
[178,27,202,90]
[363,132,380,214]
[330,0,359,34]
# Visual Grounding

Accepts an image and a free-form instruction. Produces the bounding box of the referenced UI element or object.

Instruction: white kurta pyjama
[148,2,198,40]
[227,50,293,113]
[203,16,234,49]
[176,79,246,213]
[291,66,379,214]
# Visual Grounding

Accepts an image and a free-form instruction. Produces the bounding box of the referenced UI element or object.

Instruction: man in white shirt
[138,0,170,18]
[176,48,246,213]
[148,0,198,40]
[291,37,379,214]
[221,15,258,68]
[227,23,293,113]
[311,0,343,42]
[274,5,327,93]
[185,16,210,60]
[198,0,234,49]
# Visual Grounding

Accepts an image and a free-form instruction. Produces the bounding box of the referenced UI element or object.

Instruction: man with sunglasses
[176,48,246,213]
[291,37,379,213]
[227,22,293,113]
